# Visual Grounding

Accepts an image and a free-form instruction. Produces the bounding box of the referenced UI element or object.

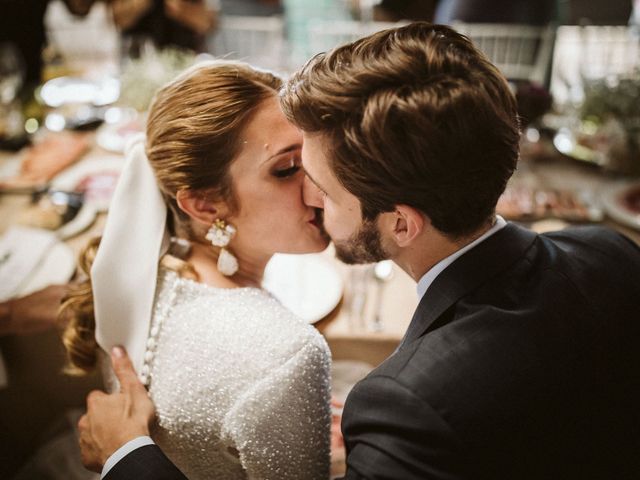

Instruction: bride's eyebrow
[263,144,302,164]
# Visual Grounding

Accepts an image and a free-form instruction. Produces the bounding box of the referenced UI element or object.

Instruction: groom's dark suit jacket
[105,224,640,480]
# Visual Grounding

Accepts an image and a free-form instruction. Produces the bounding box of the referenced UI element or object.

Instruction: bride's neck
[188,241,268,289]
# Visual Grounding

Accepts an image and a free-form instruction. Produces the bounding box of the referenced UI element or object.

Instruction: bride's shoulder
[218,288,331,367]
[158,269,328,354]
[254,291,331,359]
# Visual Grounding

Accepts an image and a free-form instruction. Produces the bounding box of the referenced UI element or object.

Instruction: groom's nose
[302,175,324,209]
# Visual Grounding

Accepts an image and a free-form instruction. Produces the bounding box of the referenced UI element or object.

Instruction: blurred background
[0,0,638,156]
[0,0,638,171]
[1,1,639,479]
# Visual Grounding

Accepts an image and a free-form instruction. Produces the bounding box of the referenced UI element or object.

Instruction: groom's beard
[332,218,389,265]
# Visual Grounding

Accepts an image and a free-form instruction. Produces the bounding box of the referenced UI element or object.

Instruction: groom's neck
[392,219,495,283]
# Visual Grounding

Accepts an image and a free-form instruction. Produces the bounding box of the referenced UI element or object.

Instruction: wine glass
[0,42,25,105]
[0,42,25,139]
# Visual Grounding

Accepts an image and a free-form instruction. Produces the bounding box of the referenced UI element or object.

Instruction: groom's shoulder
[352,338,437,401]
[351,311,521,413]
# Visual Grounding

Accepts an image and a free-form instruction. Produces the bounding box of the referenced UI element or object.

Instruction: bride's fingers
[110,346,144,394]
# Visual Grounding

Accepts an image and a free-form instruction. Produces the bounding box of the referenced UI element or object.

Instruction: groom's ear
[388,205,426,247]
[176,190,222,227]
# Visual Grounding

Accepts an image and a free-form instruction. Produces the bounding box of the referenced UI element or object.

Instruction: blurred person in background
[0,282,99,480]
[218,0,282,16]
[110,0,219,52]
[0,0,98,91]
[435,0,632,26]
[373,0,436,22]
[0,281,103,480]
[633,0,640,24]
[434,0,557,25]
[565,0,631,25]
[0,285,70,337]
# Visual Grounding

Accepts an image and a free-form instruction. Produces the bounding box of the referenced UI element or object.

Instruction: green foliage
[581,71,640,129]
[118,47,196,112]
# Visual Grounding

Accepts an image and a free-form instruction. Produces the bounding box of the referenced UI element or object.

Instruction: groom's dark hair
[280,22,520,238]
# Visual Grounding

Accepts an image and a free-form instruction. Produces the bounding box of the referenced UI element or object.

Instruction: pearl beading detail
[139,283,178,386]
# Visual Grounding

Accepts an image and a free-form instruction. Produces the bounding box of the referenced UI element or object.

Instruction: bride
[60,61,332,480]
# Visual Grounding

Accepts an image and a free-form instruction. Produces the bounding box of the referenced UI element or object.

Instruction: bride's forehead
[239,128,301,159]
[244,97,296,134]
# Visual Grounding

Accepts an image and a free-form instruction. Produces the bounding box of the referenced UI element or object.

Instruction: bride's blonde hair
[61,61,283,374]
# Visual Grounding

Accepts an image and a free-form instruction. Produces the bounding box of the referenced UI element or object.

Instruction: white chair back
[306,20,408,57]
[283,0,353,69]
[550,26,640,106]
[453,22,555,86]
[208,15,286,71]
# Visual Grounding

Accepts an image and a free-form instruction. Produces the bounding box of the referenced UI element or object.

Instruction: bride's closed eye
[272,153,302,179]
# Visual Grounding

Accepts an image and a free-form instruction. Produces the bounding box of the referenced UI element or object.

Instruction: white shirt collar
[416,216,507,301]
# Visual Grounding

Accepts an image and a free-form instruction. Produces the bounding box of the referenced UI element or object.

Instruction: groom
[79,23,640,479]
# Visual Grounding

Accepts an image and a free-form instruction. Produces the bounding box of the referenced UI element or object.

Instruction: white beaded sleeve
[221,335,332,480]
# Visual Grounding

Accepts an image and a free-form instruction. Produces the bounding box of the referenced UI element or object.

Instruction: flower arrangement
[118,47,196,112]
[581,73,640,124]
[579,71,640,175]
[513,80,553,127]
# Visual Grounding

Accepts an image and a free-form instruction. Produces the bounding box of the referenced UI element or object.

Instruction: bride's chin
[282,237,330,255]
[310,229,332,251]
[311,238,331,252]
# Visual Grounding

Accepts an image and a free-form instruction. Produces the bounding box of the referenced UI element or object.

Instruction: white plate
[51,156,124,212]
[40,76,120,107]
[55,201,98,240]
[263,252,343,324]
[553,128,605,166]
[16,241,76,297]
[96,117,144,154]
[602,182,640,230]
[0,153,21,182]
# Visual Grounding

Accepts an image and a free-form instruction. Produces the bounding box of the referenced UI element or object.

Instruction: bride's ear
[176,190,223,227]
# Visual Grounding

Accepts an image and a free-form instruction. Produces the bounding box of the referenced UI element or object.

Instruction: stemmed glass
[0,42,25,138]
[0,43,25,104]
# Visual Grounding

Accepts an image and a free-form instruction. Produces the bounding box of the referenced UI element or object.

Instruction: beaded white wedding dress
[104,268,332,480]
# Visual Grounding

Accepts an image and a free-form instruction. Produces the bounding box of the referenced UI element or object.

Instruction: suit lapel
[399,223,537,349]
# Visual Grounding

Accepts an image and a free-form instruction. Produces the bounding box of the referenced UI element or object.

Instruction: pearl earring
[205,219,238,276]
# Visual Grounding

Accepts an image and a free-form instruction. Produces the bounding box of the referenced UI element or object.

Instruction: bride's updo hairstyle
[61,61,283,374]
